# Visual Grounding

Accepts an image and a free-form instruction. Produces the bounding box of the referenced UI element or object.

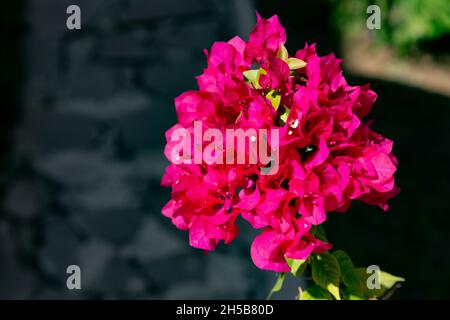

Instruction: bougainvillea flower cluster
[162,14,399,272]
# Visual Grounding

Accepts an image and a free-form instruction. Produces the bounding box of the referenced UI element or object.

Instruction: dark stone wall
[0,0,299,300]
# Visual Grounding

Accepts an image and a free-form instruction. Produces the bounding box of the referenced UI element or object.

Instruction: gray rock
[55,91,151,120]
[144,254,204,290]
[117,106,174,151]
[134,152,168,180]
[85,255,135,294]
[0,223,36,299]
[69,174,139,212]
[36,150,110,187]
[36,151,138,206]
[143,63,201,95]
[3,178,48,220]
[33,112,98,153]
[164,282,213,300]
[58,64,118,100]
[155,20,218,52]
[206,254,250,299]
[121,217,184,263]
[33,287,90,300]
[78,239,114,291]
[120,0,207,22]
[97,30,157,63]
[38,216,82,280]
[124,275,146,296]
[74,210,141,244]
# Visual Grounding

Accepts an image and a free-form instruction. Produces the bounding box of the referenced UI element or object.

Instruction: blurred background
[0,0,449,299]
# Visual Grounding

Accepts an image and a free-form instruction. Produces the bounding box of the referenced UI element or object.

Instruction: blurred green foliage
[331,0,450,54]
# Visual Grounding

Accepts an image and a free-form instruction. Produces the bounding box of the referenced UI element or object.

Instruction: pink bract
[161,14,398,272]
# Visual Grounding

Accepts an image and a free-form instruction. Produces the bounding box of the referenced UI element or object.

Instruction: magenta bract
[161,14,399,272]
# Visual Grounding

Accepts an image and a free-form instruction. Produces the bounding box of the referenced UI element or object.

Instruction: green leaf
[279,106,290,125]
[354,267,405,299]
[243,70,259,88]
[277,44,289,62]
[379,271,405,287]
[287,57,307,70]
[299,285,333,300]
[311,252,341,300]
[243,68,266,89]
[266,90,281,110]
[267,273,286,300]
[333,250,359,289]
[286,258,307,277]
